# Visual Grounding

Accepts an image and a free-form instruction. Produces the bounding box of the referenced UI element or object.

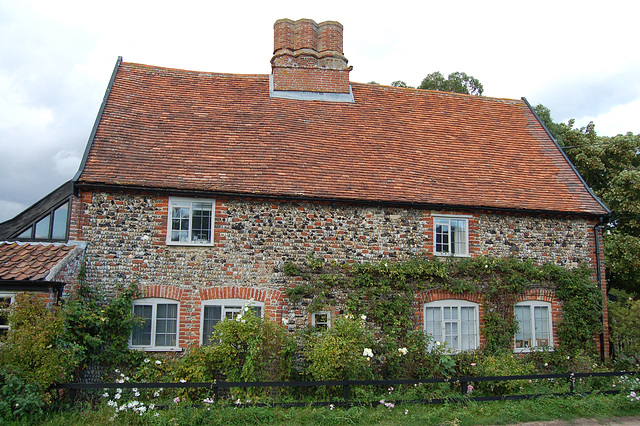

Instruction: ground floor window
[312,312,331,330]
[201,299,264,345]
[130,298,179,350]
[0,294,14,338]
[424,300,479,352]
[514,301,553,351]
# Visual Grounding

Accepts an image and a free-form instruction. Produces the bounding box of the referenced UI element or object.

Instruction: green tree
[534,105,640,294]
[391,80,413,88]
[418,71,484,95]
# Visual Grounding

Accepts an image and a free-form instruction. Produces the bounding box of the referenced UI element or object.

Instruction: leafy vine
[284,254,602,354]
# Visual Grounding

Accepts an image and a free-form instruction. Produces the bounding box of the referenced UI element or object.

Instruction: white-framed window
[312,312,331,329]
[424,300,479,352]
[200,299,264,345]
[130,298,179,351]
[0,294,14,338]
[433,215,470,257]
[167,197,214,245]
[514,301,553,352]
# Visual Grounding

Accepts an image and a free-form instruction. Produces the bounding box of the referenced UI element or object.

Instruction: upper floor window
[15,201,70,241]
[424,300,479,352]
[514,301,553,352]
[201,299,264,345]
[433,215,469,256]
[167,198,214,245]
[130,298,179,351]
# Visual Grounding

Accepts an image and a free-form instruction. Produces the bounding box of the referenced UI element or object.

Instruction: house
[0,19,609,354]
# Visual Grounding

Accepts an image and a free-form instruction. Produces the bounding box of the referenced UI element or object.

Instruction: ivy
[285,254,603,354]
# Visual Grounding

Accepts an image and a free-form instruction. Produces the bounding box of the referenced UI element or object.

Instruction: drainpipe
[594,218,605,360]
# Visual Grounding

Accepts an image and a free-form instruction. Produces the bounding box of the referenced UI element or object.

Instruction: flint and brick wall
[70,190,601,349]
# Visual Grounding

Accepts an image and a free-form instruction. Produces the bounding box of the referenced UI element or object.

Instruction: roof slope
[77,62,608,215]
[0,242,77,281]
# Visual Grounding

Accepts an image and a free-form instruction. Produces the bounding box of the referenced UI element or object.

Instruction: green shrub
[609,293,640,367]
[476,353,536,395]
[176,303,296,387]
[0,367,47,422]
[61,282,141,370]
[0,295,77,389]
[304,314,376,381]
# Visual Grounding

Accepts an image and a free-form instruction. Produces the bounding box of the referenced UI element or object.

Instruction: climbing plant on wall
[284,254,603,354]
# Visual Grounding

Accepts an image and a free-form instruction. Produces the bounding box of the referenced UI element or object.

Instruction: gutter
[72,56,123,193]
[74,181,608,219]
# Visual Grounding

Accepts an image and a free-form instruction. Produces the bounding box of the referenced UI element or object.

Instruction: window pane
[17,227,33,239]
[171,206,191,242]
[0,297,11,327]
[435,220,449,253]
[515,306,532,349]
[460,306,476,351]
[132,305,152,346]
[203,305,222,345]
[444,321,459,350]
[191,202,212,243]
[155,304,177,347]
[451,219,467,255]
[534,306,551,347]
[425,307,442,345]
[52,203,69,239]
[35,215,51,239]
[224,306,243,320]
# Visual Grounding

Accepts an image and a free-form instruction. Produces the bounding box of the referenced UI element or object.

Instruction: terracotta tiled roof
[0,242,77,281]
[77,62,608,215]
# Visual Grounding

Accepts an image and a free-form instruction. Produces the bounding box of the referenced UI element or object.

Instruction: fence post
[69,388,78,406]
[460,376,468,396]
[568,371,574,394]
[342,376,350,404]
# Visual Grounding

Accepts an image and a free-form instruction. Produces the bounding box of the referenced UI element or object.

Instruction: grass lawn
[9,392,640,425]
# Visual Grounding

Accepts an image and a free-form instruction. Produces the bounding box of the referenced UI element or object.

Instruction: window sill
[514,347,554,354]
[129,346,183,352]
[434,253,471,258]
[165,241,215,247]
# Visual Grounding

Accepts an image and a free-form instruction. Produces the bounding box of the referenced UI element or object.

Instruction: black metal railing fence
[56,370,640,408]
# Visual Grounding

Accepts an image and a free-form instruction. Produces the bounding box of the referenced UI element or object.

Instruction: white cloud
[0,199,26,223]
[53,150,81,176]
[575,98,640,137]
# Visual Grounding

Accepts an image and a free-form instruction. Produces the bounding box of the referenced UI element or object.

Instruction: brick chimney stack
[271,19,352,94]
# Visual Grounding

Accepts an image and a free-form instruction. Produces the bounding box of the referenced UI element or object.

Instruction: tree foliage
[391,80,413,88]
[418,71,484,95]
[534,104,640,294]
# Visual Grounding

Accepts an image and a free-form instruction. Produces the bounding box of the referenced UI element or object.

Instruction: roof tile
[78,63,607,215]
[0,242,76,281]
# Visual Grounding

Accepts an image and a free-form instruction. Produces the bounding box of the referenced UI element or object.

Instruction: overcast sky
[1,0,638,223]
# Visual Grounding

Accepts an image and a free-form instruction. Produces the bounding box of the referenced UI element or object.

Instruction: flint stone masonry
[72,191,598,347]
[476,213,593,268]
[76,191,597,291]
